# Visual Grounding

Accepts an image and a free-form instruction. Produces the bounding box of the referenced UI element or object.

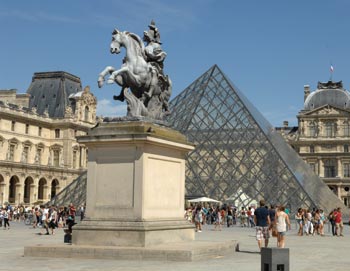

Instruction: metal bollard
[261,247,289,271]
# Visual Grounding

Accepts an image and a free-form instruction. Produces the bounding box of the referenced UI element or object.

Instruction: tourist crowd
[185,201,347,249]
[0,203,85,234]
[295,207,344,237]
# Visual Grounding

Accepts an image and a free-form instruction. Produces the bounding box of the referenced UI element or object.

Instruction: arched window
[9,176,19,203]
[51,179,59,199]
[38,178,47,200]
[24,177,34,204]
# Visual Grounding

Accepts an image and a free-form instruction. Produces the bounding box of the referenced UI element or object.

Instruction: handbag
[271,226,278,237]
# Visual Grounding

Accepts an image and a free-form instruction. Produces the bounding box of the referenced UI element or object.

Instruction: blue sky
[1,0,349,126]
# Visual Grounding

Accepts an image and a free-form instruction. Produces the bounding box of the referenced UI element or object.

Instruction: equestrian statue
[98,20,172,120]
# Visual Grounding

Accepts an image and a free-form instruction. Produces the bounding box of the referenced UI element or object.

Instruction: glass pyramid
[167,65,344,213]
[47,171,87,208]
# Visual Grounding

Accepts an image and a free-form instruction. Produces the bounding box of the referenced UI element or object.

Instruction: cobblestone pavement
[0,221,349,271]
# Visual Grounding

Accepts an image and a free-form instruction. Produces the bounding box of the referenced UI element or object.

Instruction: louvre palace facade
[279,81,350,207]
[0,71,96,205]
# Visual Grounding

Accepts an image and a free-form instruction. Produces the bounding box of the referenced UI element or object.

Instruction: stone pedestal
[72,121,195,247]
[25,121,238,261]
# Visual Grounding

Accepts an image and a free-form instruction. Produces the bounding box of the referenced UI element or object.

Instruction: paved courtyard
[0,221,349,271]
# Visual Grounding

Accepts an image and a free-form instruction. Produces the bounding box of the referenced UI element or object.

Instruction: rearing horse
[98,29,159,101]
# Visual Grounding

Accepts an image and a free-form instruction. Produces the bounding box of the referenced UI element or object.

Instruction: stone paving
[0,221,349,271]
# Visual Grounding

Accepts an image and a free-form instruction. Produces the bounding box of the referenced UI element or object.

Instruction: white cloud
[96,99,127,117]
[0,9,80,24]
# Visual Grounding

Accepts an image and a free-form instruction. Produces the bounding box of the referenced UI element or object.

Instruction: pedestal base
[72,219,195,247]
[24,240,238,262]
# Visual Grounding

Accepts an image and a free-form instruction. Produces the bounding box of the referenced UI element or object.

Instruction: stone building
[0,71,97,205]
[279,81,350,207]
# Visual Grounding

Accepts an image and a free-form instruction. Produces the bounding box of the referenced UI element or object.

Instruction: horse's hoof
[97,81,104,88]
[113,95,125,102]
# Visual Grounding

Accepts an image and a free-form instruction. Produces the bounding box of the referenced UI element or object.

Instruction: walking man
[254,199,271,251]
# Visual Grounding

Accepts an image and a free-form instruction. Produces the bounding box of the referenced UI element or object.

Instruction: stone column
[73,121,195,247]
[44,185,50,202]
[337,185,342,200]
[0,184,5,205]
[16,183,23,205]
[29,184,37,205]
[338,159,343,178]
[3,174,10,204]
[319,159,325,177]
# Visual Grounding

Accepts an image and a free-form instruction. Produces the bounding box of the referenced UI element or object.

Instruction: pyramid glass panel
[167,65,345,213]
[47,171,87,208]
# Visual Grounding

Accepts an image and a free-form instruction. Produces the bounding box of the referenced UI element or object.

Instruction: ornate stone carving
[64,105,73,117]
[82,86,97,105]
[317,80,343,90]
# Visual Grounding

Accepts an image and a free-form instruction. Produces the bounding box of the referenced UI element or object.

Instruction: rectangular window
[23,146,29,163]
[344,125,350,137]
[11,121,15,131]
[53,150,60,167]
[309,126,316,137]
[36,149,42,165]
[344,145,349,153]
[309,163,316,173]
[25,124,29,134]
[38,127,42,137]
[310,146,315,153]
[325,160,337,178]
[55,129,60,138]
[325,122,335,138]
[9,144,15,161]
[344,163,350,178]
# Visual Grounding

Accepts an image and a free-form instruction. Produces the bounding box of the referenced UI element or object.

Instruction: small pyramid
[168,65,344,213]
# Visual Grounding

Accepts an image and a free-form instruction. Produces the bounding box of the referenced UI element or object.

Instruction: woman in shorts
[276,205,291,248]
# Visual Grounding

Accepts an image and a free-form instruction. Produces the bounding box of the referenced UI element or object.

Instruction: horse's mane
[125,31,147,60]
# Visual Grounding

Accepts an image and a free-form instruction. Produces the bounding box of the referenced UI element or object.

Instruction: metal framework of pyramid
[167,65,344,213]
[50,65,345,214]
[47,171,87,208]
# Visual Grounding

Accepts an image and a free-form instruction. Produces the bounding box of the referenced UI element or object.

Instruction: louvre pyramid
[47,172,87,208]
[167,65,345,213]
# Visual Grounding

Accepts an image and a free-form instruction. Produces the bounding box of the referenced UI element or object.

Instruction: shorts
[256,226,270,241]
[278,231,286,236]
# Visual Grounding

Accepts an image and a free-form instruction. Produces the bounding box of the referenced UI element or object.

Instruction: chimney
[283,121,289,129]
[304,85,310,101]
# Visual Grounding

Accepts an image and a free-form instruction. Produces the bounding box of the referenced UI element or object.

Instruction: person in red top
[334,207,343,237]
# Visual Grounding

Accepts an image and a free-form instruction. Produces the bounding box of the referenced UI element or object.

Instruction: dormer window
[55,129,60,138]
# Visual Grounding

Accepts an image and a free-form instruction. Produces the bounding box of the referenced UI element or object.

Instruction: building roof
[304,80,350,110]
[27,71,82,118]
